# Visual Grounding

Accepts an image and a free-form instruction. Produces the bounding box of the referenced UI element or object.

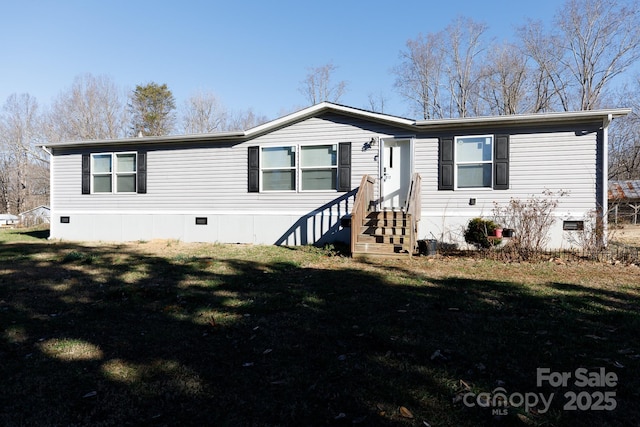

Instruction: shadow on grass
[0,243,638,426]
[19,228,50,239]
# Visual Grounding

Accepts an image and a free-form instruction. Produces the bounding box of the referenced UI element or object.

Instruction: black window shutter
[337,142,351,192]
[81,154,91,194]
[438,137,454,190]
[248,146,259,192]
[137,151,147,194]
[493,134,509,190]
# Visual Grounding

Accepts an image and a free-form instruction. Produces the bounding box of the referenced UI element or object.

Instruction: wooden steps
[352,210,415,258]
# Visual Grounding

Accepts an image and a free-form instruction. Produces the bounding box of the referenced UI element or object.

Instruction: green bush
[464,217,501,248]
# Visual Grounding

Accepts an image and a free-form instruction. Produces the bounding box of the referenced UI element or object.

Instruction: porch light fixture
[362,137,378,151]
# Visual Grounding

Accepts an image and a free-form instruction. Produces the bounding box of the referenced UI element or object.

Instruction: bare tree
[226,108,269,131]
[609,115,640,180]
[366,91,388,114]
[299,63,347,105]
[0,93,46,214]
[609,80,640,180]
[394,32,446,119]
[518,20,571,112]
[558,0,640,110]
[46,73,127,142]
[519,0,640,112]
[182,91,228,134]
[479,42,530,115]
[394,17,488,118]
[443,16,489,117]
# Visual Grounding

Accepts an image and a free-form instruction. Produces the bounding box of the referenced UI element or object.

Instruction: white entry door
[380,139,412,209]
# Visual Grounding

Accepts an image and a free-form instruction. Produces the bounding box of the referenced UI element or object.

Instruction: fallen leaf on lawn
[399,406,414,418]
[460,379,471,390]
[517,413,534,424]
[613,361,625,368]
[83,391,97,398]
[263,348,272,354]
[584,334,607,340]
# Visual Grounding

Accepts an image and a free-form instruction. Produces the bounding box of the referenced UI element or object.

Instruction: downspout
[602,114,612,247]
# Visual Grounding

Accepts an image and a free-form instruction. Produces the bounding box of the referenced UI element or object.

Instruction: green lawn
[1,229,639,426]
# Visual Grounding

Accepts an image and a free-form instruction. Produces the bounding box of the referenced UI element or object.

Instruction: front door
[380,139,412,209]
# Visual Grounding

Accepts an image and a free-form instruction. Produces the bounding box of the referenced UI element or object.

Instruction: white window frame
[260,144,338,192]
[455,135,493,189]
[260,146,297,192]
[91,152,137,194]
[299,144,338,192]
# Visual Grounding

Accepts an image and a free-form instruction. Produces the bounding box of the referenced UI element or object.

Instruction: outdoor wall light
[469,198,476,206]
[362,137,378,151]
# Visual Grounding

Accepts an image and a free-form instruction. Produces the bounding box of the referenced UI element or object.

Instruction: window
[300,145,337,191]
[261,146,296,191]
[456,135,493,188]
[91,153,137,193]
[438,134,509,191]
[257,144,339,192]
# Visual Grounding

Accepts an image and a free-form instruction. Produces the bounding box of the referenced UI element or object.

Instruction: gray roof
[0,214,19,220]
[609,180,640,200]
[42,102,632,150]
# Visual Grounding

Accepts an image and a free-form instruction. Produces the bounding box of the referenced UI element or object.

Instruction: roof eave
[43,130,247,149]
[244,102,415,137]
[414,109,632,130]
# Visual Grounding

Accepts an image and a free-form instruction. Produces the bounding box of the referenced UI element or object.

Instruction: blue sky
[1,0,562,120]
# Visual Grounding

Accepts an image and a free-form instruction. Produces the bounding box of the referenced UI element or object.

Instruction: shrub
[492,190,566,259]
[464,217,501,249]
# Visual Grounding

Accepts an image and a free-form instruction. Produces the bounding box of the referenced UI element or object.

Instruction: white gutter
[414,108,631,129]
[602,113,612,246]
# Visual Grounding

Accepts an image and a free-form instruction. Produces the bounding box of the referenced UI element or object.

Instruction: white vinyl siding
[51,115,394,213]
[49,112,605,249]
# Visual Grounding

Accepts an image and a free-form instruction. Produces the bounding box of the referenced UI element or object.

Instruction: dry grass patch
[0,236,639,426]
